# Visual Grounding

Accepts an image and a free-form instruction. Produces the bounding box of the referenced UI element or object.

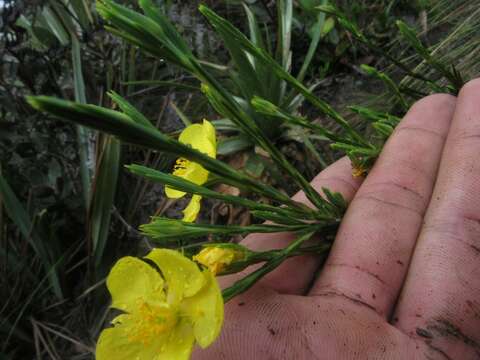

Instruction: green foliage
[29,0,470,304]
[2,0,480,357]
[141,218,317,243]
[126,164,311,218]
[0,174,63,299]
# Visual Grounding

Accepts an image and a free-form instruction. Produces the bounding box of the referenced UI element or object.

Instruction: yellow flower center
[352,165,367,178]
[173,158,190,177]
[127,300,178,346]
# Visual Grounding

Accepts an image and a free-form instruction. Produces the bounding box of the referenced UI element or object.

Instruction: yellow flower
[96,249,224,360]
[193,246,246,275]
[166,120,216,222]
[352,164,367,178]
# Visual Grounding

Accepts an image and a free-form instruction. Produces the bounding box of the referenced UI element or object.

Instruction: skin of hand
[193,79,480,360]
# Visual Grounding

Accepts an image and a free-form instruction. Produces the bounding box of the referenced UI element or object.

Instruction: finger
[219,157,363,294]
[309,94,456,319]
[393,79,480,359]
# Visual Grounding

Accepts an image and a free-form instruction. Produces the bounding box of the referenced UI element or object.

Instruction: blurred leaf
[109,91,155,129]
[276,0,293,71]
[322,17,335,36]
[361,64,409,110]
[244,154,265,177]
[121,80,199,91]
[217,135,253,156]
[91,137,121,270]
[49,1,78,35]
[170,101,191,127]
[210,118,237,132]
[296,0,328,83]
[15,15,56,49]
[70,0,94,30]
[0,174,63,299]
[72,34,93,208]
[41,6,70,45]
[31,25,59,47]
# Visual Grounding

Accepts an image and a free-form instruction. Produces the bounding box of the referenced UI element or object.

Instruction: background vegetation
[1,0,479,358]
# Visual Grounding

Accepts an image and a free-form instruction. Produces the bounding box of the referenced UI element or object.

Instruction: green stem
[222,230,315,302]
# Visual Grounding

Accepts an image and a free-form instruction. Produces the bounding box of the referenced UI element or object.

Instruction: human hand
[193,79,480,359]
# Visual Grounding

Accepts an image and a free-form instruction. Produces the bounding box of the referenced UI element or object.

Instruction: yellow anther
[127,301,178,346]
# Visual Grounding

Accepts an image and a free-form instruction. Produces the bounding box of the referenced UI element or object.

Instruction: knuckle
[424,213,480,245]
[360,179,425,207]
[357,162,433,213]
[353,194,424,217]
[394,125,446,141]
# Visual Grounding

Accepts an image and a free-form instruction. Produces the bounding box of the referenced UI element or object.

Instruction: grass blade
[71,36,93,208]
[0,174,63,299]
[90,137,121,271]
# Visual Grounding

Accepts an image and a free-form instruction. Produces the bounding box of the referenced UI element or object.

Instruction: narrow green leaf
[170,102,191,127]
[41,6,70,45]
[396,20,464,90]
[70,0,94,30]
[108,91,155,129]
[276,0,293,71]
[251,96,343,143]
[250,210,308,225]
[126,164,314,219]
[71,30,93,209]
[296,0,329,83]
[91,137,121,269]
[121,80,199,91]
[222,230,315,301]
[217,135,253,156]
[0,174,63,299]
[140,217,314,243]
[361,64,409,110]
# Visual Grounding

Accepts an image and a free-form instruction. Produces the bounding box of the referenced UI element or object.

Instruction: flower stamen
[127,301,178,346]
[173,158,189,176]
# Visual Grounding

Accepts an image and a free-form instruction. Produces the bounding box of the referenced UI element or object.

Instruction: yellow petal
[96,326,143,360]
[179,122,216,158]
[181,270,224,348]
[165,162,210,199]
[184,162,209,185]
[202,119,217,154]
[165,185,186,199]
[182,194,202,222]
[157,319,196,360]
[107,257,165,312]
[165,120,216,199]
[96,318,195,360]
[145,249,206,304]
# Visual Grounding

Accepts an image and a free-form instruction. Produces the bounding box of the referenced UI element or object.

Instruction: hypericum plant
[27,0,467,358]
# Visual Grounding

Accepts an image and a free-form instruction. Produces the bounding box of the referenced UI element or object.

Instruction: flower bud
[193,245,248,275]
